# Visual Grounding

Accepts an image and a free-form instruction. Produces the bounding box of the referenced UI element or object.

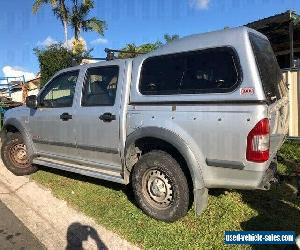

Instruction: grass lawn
[31,142,300,250]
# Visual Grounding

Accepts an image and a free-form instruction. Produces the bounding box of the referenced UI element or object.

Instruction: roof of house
[247,10,300,53]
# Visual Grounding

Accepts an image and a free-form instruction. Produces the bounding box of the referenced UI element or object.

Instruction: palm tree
[70,0,106,41]
[32,0,70,43]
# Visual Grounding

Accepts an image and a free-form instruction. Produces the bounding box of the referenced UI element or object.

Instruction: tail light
[246,118,270,162]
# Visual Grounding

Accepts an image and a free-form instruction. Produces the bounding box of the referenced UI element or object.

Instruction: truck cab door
[28,70,80,160]
[74,62,125,170]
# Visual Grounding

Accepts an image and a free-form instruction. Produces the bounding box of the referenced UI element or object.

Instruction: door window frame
[37,70,80,109]
[80,65,120,107]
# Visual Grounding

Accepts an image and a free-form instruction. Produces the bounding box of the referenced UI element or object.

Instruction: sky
[0,0,299,82]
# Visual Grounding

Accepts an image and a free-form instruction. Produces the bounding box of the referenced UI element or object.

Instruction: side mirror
[26,95,38,109]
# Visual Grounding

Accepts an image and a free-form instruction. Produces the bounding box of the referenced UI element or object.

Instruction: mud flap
[257,161,277,190]
[194,187,208,215]
[0,129,6,143]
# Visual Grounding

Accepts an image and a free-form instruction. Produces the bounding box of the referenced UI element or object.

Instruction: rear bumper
[257,161,277,190]
[204,161,278,190]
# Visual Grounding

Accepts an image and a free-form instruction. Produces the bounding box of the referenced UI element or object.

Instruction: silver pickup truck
[1,27,288,222]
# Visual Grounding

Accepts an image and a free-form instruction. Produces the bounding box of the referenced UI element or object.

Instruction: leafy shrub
[34,44,90,86]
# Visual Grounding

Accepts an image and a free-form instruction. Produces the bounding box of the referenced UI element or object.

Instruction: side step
[33,157,126,185]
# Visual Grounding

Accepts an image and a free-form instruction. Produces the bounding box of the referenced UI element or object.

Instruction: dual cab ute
[1,27,288,222]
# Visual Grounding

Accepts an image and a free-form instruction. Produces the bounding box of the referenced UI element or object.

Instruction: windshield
[249,33,286,103]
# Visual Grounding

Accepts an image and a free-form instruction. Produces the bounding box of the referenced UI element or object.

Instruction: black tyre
[131,150,189,222]
[1,133,37,176]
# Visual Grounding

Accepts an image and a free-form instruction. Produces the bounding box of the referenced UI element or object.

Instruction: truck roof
[57,26,265,74]
[141,26,265,58]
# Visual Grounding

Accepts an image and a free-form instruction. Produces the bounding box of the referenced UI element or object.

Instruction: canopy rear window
[249,33,284,103]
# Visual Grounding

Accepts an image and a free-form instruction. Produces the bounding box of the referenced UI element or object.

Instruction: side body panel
[127,103,269,189]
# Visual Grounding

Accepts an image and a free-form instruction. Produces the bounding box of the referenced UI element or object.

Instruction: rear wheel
[131,150,189,222]
[1,133,37,176]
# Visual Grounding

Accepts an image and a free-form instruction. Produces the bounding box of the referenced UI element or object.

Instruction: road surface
[0,201,45,249]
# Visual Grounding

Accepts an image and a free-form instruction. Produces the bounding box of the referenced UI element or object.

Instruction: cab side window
[81,66,119,106]
[39,71,79,108]
[139,47,241,95]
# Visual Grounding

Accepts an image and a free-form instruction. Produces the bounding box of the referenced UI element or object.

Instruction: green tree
[139,42,163,53]
[34,43,90,86]
[118,42,162,59]
[117,43,139,59]
[163,34,179,43]
[32,0,70,43]
[118,34,179,59]
[70,0,106,41]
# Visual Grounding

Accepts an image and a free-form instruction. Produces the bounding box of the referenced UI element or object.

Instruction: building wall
[10,88,71,103]
[10,89,39,103]
[10,91,23,103]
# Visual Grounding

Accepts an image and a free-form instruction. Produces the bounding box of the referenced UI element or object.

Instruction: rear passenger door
[74,63,123,169]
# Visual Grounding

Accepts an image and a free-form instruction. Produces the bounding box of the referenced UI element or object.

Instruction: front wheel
[131,150,189,222]
[1,132,37,176]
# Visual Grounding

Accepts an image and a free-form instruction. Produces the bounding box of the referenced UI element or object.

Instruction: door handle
[60,112,72,121]
[99,112,116,122]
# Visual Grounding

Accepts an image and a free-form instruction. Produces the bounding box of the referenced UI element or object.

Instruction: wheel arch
[2,118,35,159]
[124,127,208,215]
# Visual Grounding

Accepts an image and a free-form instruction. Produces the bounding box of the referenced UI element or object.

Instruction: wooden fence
[283,69,300,136]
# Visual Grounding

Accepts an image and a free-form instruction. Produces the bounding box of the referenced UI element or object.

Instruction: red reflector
[246,118,270,163]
